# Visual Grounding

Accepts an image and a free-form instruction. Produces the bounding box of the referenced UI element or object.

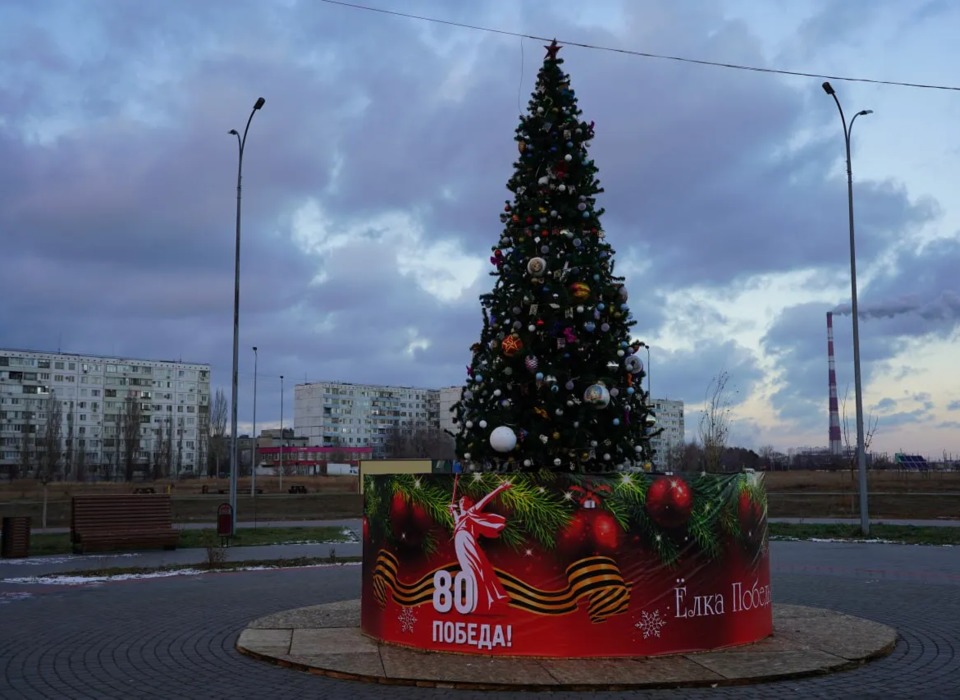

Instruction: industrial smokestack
[827,312,842,455]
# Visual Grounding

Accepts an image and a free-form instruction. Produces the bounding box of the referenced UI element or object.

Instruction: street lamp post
[227,96,266,535]
[279,374,284,493]
[822,81,872,536]
[251,346,258,497]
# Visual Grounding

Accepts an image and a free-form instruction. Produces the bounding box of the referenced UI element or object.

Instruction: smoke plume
[832,291,960,321]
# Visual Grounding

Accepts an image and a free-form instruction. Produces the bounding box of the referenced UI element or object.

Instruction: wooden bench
[71,494,179,554]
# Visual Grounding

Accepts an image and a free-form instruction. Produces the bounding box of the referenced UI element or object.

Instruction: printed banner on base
[361,471,771,657]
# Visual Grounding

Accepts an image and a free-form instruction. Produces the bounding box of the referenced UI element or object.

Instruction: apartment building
[294,380,440,459]
[649,398,685,470]
[0,349,210,479]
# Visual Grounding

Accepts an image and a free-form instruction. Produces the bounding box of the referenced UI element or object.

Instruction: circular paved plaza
[1,540,958,698]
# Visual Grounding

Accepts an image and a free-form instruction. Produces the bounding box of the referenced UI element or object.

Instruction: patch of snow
[3,561,361,586]
[0,553,140,566]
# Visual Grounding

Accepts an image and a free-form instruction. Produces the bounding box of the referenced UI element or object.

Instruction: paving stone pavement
[1,540,958,699]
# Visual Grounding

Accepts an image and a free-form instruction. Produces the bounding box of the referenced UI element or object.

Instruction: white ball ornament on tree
[583,383,611,408]
[489,426,518,453]
[624,354,643,374]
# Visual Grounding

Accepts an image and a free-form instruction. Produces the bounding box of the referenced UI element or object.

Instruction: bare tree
[152,419,165,480]
[121,397,143,481]
[176,417,184,476]
[37,393,63,527]
[384,423,455,459]
[19,410,34,480]
[699,371,733,473]
[75,444,87,483]
[209,389,228,477]
[839,385,879,472]
[64,404,75,481]
[196,405,209,478]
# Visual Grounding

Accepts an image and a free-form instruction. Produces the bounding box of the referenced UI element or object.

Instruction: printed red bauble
[645,476,693,529]
[409,502,434,535]
[389,492,409,524]
[389,492,425,547]
[362,515,369,543]
[738,491,764,538]
[588,509,624,554]
[556,510,590,559]
[389,492,409,540]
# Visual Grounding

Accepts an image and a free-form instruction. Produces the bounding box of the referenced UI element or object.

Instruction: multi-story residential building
[294,381,440,459]
[0,349,210,479]
[649,398,685,470]
[438,386,461,437]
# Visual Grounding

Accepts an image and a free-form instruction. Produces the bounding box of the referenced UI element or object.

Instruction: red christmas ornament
[645,476,693,528]
[556,510,590,559]
[362,515,369,542]
[501,334,523,357]
[409,502,433,534]
[738,490,764,539]
[588,509,624,554]
[389,492,426,547]
[570,282,591,300]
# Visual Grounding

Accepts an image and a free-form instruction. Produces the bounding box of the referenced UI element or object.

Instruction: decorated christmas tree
[452,40,657,473]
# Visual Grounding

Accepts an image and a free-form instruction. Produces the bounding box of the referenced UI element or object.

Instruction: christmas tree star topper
[544,39,561,60]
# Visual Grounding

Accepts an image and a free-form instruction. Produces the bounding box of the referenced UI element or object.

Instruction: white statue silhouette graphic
[448,480,512,614]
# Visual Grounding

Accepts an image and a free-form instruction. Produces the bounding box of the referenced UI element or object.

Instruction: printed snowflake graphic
[635,609,667,639]
[397,606,418,634]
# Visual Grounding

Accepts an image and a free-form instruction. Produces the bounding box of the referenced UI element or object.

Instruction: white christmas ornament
[583,383,611,408]
[624,354,643,373]
[527,257,547,276]
[489,426,518,453]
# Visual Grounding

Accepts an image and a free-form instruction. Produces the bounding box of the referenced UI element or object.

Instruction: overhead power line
[319,0,960,93]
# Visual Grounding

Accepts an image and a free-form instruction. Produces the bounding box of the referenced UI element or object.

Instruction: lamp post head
[228,129,239,135]
[252,346,257,352]
[859,109,873,116]
[253,97,265,110]
[821,81,836,96]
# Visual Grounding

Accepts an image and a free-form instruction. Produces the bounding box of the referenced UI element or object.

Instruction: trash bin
[217,503,233,537]
[1,516,31,558]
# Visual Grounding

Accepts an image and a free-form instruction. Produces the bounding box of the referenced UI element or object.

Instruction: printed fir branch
[459,472,570,550]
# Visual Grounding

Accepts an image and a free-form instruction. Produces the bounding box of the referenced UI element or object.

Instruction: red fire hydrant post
[217,503,234,544]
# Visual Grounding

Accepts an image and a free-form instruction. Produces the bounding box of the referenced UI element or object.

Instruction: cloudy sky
[2,0,959,458]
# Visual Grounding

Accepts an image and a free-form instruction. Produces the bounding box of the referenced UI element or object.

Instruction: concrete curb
[237,600,896,691]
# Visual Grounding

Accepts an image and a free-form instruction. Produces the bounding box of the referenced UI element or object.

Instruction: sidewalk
[0,519,362,577]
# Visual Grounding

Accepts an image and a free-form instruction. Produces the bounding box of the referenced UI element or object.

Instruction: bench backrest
[72,495,174,537]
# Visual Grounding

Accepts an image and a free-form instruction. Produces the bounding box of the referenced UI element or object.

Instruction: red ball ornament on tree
[645,476,693,529]
[501,334,523,357]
